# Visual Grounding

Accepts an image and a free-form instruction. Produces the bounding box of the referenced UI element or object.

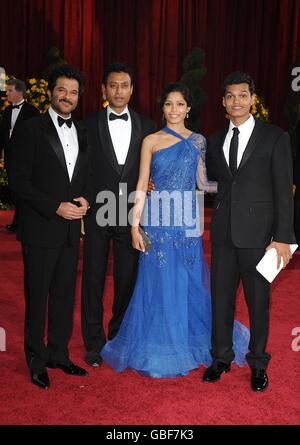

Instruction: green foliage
[180,48,207,132]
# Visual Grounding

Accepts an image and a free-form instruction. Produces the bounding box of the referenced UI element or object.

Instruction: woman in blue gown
[101,83,249,377]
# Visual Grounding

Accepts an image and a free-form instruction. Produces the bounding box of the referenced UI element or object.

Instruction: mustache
[59,98,73,105]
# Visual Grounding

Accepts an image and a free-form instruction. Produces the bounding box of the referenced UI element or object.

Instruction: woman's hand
[131,227,145,252]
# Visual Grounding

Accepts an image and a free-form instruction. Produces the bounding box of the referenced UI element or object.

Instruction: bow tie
[109,112,128,121]
[57,116,72,128]
[12,102,24,110]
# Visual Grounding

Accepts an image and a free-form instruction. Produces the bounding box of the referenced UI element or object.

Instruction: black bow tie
[109,112,128,121]
[12,102,24,110]
[57,116,72,128]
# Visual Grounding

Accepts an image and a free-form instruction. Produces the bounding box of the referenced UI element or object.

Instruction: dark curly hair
[223,71,255,95]
[102,62,134,86]
[159,83,193,108]
[47,64,85,96]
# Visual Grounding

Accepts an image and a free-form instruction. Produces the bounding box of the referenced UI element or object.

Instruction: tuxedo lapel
[238,120,264,171]
[98,111,121,174]
[14,102,26,126]
[41,111,69,178]
[121,109,141,179]
[71,121,86,182]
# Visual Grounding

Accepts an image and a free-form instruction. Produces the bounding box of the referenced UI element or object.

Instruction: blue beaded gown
[101,127,250,378]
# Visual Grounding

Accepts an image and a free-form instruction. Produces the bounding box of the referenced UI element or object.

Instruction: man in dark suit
[203,71,296,391]
[81,63,156,367]
[9,65,92,389]
[293,116,300,245]
[0,79,39,231]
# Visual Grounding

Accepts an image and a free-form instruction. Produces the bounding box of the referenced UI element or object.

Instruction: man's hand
[147,179,155,194]
[266,241,292,269]
[73,196,90,210]
[56,202,87,220]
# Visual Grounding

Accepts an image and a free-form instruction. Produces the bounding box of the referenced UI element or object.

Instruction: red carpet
[0,209,299,425]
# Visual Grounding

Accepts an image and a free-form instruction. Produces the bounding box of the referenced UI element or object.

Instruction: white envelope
[256,244,298,283]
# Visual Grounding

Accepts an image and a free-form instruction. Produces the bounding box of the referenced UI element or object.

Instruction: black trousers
[22,243,80,373]
[81,225,139,354]
[210,241,271,369]
[10,193,20,229]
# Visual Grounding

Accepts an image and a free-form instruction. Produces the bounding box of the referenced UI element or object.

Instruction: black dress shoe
[46,361,88,376]
[85,351,103,367]
[251,368,268,392]
[31,371,50,389]
[6,224,17,232]
[202,362,231,382]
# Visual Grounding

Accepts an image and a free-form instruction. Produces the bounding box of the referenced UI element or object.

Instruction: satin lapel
[121,109,141,179]
[71,121,86,183]
[98,111,121,174]
[238,120,264,171]
[14,104,25,126]
[41,111,69,177]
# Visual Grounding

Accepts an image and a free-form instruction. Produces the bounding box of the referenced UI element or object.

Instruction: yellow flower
[40,95,46,102]
[29,78,37,84]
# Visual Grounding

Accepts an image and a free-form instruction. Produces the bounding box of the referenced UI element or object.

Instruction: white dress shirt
[49,106,79,181]
[11,100,25,130]
[223,114,255,167]
[107,105,132,165]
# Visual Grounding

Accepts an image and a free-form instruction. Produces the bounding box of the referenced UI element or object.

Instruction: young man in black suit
[81,63,156,367]
[0,79,39,231]
[9,65,92,389]
[203,72,296,391]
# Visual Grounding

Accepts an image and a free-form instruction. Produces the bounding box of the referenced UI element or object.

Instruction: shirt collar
[12,99,25,107]
[229,114,254,134]
[107,105,129,117]
[49,106,71,122]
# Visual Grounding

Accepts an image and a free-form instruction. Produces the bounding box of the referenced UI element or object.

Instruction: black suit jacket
[206,120,296,248]
[9,111,92,247]
[0,101,39,171]
[84,108,156,228]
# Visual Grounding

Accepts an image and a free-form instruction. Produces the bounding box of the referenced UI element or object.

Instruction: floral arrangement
[0,74,50,117]
[26,78,50,113]
[250,94,270,122]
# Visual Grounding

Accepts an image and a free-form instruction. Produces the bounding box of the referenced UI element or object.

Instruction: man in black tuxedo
[81,63,156,367]
[9,65,92,389]
[0,79,39,231]
[203,72,296,391]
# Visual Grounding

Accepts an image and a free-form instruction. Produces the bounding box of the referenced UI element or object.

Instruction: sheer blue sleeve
[191,133,218,193]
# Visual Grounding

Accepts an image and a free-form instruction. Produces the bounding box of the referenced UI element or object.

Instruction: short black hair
[159,83,193,108]
[223,71,255,95]
[7,78,26,97]
[47,64,85,95]
[102,62,134,86]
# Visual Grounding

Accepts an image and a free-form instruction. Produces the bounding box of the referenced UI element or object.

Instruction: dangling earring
[186,112,189,119]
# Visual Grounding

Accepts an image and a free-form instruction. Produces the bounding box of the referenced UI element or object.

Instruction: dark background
[1,0,300,133]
